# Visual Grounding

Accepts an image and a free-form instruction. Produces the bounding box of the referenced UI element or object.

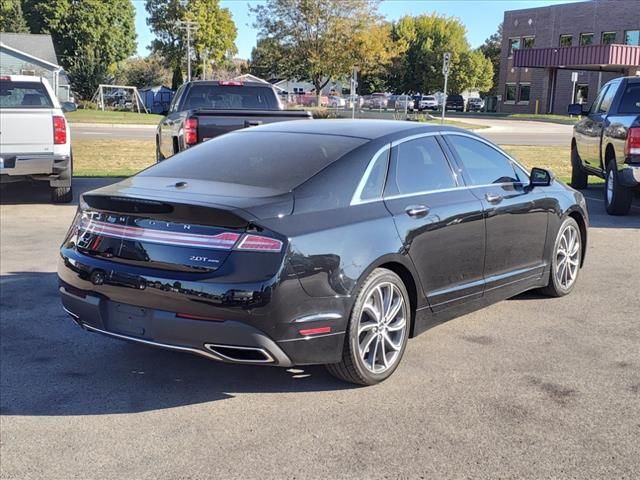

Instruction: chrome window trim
[383,182,521,201]
[390,130,441,147]
[350,143,391,206]
[440,131,531,181]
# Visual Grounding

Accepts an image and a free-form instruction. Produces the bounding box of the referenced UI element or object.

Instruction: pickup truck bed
[157,80,312,160]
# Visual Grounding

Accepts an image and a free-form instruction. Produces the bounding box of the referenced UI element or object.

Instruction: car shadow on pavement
[0,272,355,417]
[0,177,122,206]
[581,185,640,229]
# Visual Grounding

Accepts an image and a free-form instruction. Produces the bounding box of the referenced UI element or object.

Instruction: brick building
[498,0,640,114]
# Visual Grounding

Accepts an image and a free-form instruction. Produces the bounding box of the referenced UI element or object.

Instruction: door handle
[405,205,430,218]
[485,193,503,204]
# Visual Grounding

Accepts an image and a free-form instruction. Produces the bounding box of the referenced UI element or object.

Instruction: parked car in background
[569,76,640,215]
[394,95,414,111]
[59,120,588,386]
[328,96,346,108]
[467,97,485,112]
[347,94,364,109]
[413,95,439,111]
[368,93,389,109]
[156,80,312,161]
[445,94,466,112]
[301,94,329,107]
[0,75,76,203]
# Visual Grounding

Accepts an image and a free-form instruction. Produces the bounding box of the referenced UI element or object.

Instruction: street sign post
[570,71,579,116]
[350,66,359,119]
[441,52,451,124]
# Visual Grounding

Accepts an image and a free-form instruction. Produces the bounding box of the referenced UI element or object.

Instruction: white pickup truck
[0,75,76,203]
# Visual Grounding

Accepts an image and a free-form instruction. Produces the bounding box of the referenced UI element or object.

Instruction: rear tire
[51,185,72,204]
[156,138,164,162]
[570,144,588,190]
[604,159,632,216]
[326,268,411,386]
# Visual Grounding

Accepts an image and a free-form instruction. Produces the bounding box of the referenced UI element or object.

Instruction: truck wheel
[570,144,588,189]
[51,186,73,204]
[604,159,632,215]
[326,268,410,386]
[156,138,164,162]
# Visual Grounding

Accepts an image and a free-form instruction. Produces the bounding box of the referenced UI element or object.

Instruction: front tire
[540,217,582,297]
[156,137,165,162]
[326,268,411,386]
[570,144,588,190]
[604,159,632,215]
[51,185,72,203]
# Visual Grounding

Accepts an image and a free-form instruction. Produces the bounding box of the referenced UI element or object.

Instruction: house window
[559,34,573,47]
[518,84,531,103]
[505,84,517,102]
[624,30,640,46]
[508,38,520,57]
[601,32,616,45]
[522,36,535,49]
[579,33,594,46]
[575,84,589,104]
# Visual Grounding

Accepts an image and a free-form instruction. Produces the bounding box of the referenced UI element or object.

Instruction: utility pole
[176,20,198,82]
[441,52,451,125]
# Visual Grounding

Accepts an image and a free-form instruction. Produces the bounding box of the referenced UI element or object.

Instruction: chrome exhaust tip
[203,344,274,364]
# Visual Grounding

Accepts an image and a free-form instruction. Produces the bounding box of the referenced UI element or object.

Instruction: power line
[176,20,199,82]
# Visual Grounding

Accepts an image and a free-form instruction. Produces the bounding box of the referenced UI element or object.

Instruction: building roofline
[0,42,61,70]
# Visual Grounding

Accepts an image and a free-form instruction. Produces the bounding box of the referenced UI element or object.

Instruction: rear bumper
[0,153,71,184]
[620,164,640,188]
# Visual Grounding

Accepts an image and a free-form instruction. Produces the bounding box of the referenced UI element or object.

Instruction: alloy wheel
[555,224,580,290]
[357,282,408,374]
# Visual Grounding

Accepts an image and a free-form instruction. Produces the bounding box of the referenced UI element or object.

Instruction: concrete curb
[69,122,157,130]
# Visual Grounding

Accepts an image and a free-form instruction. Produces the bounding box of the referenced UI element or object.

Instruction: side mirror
[62,101,77,113]
[567,103,586,116]
[528,167,552,189]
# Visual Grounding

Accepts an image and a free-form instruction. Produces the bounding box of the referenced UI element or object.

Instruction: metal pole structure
[441,52,451,125]
[351,67,358,120]
[177,20,198,83]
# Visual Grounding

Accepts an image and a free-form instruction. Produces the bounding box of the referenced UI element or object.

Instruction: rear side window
[446,135,521,185]
[387,136,457,196]
[142,131,366,192]
[619,82,640,113]
[0,81,53,108]
[597,82,619,114]
[182,85,279,110]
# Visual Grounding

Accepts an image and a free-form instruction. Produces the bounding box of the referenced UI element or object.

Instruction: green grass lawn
[66,109,163,125]
[73,139,601,186]
[507,114,580,125]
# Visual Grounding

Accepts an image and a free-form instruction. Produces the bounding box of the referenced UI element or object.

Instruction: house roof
[0,33,60,66]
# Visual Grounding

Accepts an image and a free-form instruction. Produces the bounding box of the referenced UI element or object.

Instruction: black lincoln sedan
[58,120,588,385]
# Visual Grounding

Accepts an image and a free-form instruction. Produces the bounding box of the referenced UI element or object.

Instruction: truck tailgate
[0,109,54,154]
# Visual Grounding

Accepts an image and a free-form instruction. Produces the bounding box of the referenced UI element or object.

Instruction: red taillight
[53,115,66,144]
[218,81,243,86]
[625,127,640,157]
[0,76,10,81]
[184,117,198,146]
[235,234,283,252]
[299,326,332,336]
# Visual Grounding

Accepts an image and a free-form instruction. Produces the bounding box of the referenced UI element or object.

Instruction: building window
[20,69,36,76]
[518,84,531,103]
[559,34,573,47]
[624,30,640,46]
[508,38,520,57]
[579,33,594,46]
[505,84,517,102]
[601,32,616,45]
[574,84,589,104]
[522,36,535,49]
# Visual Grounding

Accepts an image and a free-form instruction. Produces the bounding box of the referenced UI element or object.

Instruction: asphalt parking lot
[1,179,639,479]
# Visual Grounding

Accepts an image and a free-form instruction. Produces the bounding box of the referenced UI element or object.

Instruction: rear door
[0,79,54,154]
[383,134,486,311]
[443,133,548,291]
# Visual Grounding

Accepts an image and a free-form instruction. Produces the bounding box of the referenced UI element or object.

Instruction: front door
[443,133,549,291]
[383,134,486,312]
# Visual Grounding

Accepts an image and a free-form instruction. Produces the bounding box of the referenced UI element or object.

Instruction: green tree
[250,0,398,100]
[478,23,502,95]
[115,55,172,89]
[0,0,29,32]
[22,0,136,98]
[145,0,237,81]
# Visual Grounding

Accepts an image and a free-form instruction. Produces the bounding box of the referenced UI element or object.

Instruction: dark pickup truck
[156,80,312,161]
[569,76,640,215]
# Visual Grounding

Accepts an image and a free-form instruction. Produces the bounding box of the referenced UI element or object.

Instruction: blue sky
[133,0,580,59]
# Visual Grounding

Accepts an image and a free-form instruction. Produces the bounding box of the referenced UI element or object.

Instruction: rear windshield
[0,80,53,108]
[181,85,280,110]
[142,131,366,192]
[619,82,640,114]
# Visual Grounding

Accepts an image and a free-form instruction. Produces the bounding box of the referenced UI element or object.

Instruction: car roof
[243,119,468,140]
